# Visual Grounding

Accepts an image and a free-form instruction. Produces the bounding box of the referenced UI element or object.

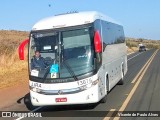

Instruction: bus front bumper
[30,84,100,106]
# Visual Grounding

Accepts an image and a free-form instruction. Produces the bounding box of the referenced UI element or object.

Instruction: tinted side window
[94,19,101,35]
[101,20,125,45]
[114,25,125,44]
[94,19,106,50]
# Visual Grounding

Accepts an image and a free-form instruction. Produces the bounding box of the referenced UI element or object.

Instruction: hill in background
[0,30,29,55]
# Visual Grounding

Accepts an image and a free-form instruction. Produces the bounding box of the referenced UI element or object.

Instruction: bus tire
[118,78,124,85]
[100,76,108,103]
[101,94,107,103]
[24,93,37,110]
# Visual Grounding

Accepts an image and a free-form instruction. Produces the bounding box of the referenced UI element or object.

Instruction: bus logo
[58,90,63,95]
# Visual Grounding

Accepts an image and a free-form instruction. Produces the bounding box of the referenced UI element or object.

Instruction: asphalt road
[1,49,160,120]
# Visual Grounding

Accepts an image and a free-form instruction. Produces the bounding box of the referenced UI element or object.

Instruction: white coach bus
[18,11,127,106]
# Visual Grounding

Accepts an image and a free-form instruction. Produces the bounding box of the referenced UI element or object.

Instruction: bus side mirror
[18,39,29,60]
[94,31,102,53]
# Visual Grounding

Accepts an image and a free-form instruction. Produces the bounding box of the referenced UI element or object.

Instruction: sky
[0,0,160,40]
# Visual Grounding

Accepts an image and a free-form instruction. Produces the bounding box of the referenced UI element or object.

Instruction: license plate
[55,98,67,102]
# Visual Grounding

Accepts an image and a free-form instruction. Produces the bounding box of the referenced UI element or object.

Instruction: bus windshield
[29,26,95,81]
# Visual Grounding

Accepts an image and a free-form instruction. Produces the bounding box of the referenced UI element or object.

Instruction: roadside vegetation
[0,30,29,88]
[0,30,159,88]
[126,37,160,50]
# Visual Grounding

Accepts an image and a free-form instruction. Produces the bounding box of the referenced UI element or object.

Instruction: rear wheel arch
[105,72,110,92]
[121,62,124,77]
[118,62,124,85]
[100,73,109,103]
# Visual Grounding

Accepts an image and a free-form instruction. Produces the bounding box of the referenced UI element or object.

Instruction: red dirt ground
[0,71,29,110]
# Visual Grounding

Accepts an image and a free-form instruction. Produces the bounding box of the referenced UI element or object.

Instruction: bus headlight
[30,87,41,93]
[92,79,99,86]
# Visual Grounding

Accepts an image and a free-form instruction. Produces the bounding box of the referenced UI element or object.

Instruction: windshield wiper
[42,61,54,83]
[42,59,78,83]
[62,60,78,81]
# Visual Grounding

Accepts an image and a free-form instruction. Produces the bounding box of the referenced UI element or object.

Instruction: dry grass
[126,37,160,49]
[0,30,29,55]
[0,30,29,88]
[0,65,28,89]
[127,47,138,54]
[0,49,28,76]
[126,37,160,54]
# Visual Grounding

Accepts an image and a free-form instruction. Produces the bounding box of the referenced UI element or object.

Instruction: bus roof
[32,11,121,31]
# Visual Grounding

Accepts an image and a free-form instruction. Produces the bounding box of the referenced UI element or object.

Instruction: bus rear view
[18,11,127,106]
